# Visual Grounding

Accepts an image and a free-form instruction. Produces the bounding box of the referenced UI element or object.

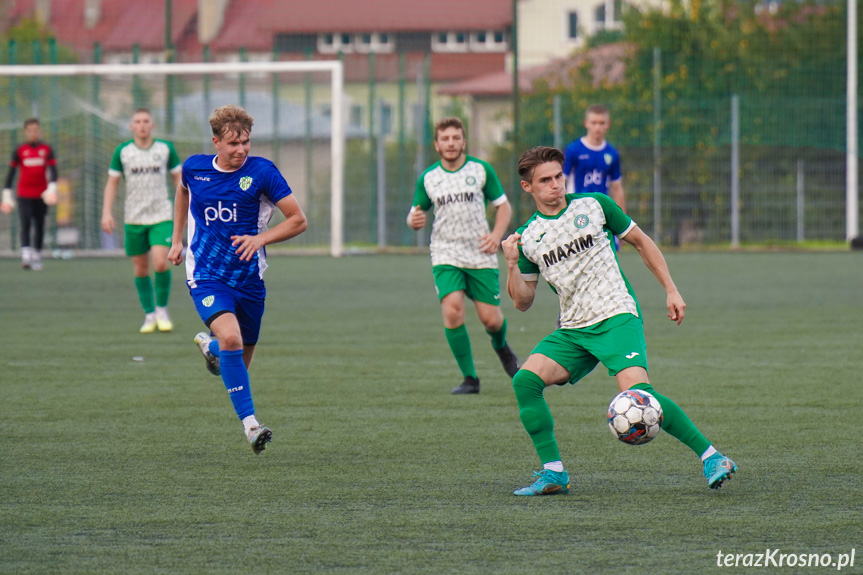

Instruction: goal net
[0,60,346,257]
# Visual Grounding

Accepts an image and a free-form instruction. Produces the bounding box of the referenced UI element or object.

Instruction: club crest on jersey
[604,153,612,165]
[202,295,215,307]
[575,214,590,229]
[465,175,476,186]
[239,176,253,191]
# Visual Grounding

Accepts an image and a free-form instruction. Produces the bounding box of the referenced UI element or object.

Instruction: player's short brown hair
[209,105,254,139]
[585,104,609,118]
[433,117,465,141]
[133,108,152,117]
[517,146,565,183]
[23,118,40,128]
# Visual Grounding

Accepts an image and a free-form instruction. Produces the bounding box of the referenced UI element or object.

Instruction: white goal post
[0,60,346,257]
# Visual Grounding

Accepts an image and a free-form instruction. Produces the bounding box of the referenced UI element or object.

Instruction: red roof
[101,0,198,51]
[257,0,511,33]
[209,0,274,52]
[3,0,133,56]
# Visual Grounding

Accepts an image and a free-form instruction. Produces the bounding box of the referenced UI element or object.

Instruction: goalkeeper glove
[1,189,15,214]
[41,182,58,206]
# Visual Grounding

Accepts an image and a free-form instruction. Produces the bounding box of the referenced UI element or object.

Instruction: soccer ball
[607,389,663,445]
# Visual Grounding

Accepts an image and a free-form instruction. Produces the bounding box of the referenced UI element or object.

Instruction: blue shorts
[188,280,266,346]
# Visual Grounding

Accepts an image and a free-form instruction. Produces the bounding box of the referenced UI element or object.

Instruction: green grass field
[1,251,861,574]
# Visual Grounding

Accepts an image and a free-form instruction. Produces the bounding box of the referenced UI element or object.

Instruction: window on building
[355,32,395,54]
[432,31,470,52]
[318,32,355,53]
[349,104,364,129]
[379,101,393,135]
[568,12,579,40]
[470,29,507,52]
[594,0,623,32]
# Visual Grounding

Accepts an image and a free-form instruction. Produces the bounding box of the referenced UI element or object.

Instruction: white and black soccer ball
[607,389,663,445]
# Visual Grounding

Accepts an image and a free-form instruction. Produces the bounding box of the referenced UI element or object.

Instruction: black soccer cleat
[495,344,520,378]
[451,376,480,395]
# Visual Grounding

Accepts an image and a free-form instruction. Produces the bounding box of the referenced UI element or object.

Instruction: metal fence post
[731,94,740,248]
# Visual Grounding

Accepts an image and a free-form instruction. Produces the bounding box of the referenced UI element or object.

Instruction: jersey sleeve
[517,246,539,279]
[413,172,433,210]
[4,151,18,188]
[593,193,633,236]
[45,145,57,165]
[562,141,576,177]
[515,223,539,279]
[180,157,191,189]
[478,158,505,204]
[263,162,292,203]
[165,141,182,172]
[109,145,124,176]
[609,148,621,182]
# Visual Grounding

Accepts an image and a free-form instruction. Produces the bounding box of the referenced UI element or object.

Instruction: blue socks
[219,349,254,420]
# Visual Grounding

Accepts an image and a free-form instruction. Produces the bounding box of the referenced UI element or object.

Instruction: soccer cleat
[193,332,221,376]
[513,469,571,496]
[451,376,480,394]
[495,344,520,378]
[155,308,173,332]
[247,425,272,454]
[703,453,738,489]
[30,251,43,271]
[139,314,157,334]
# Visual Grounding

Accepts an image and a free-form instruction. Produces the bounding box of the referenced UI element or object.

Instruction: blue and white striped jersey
[180,154,292,291]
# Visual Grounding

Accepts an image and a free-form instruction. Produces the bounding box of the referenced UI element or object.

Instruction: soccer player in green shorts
[407,117,519,394]
[101,108,182,333]
[501,146,737,495]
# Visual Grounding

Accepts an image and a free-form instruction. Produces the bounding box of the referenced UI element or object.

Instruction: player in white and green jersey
[501,146,737,495]
[407,117,519,394]
[101,108,182,334]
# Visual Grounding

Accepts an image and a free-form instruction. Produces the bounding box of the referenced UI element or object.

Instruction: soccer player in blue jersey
[167,105,307,454]
[562,104,627,213]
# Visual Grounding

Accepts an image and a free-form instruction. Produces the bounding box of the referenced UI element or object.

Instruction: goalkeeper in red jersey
[2,118,59,271]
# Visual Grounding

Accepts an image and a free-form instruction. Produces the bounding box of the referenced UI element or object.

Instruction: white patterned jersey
[109,139,182,225]
[516,193,640,329]
[413,156,508,269]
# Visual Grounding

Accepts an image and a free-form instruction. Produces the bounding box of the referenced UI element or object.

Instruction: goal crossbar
[0,60,346,257]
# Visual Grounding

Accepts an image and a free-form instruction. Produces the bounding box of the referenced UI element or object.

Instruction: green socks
[445,324,476,378]
[513,369,560,464]
[486,318,508,350]
[134,276,155,314]
[154,269,171,307]
[630,383,711,456]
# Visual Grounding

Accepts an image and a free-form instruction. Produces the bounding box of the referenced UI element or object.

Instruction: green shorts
[532,313,648,384]
[124,220,173,257]
[432,265,501,306]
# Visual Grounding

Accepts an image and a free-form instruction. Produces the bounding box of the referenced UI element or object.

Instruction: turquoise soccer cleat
[703,453,738,489]
[513,469,571,496]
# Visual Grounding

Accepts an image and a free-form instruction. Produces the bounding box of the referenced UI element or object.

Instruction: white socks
[543,461,564,473]
[700,445,717,461]
[242,415,260,434]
